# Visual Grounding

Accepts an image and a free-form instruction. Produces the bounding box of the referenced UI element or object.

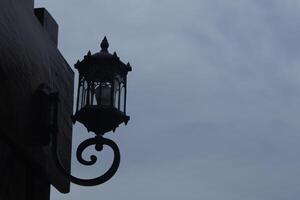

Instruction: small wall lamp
[36,37,132,186]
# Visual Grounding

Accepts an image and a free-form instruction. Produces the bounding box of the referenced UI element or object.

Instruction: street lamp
[46,37,132,186]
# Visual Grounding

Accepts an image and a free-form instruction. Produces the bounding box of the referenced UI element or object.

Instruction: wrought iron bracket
[35,84,121,186]
[52,133,120,186]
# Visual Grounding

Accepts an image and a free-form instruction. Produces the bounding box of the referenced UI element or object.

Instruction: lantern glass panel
[82,80,88,107]
[113,79,120,110]
[95,82,112,106]
[90,82,100,106]
[120,82,125,113]
[77,77,89,111]
[77,79,83,111]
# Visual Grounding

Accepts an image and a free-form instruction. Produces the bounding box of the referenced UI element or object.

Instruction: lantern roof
[75,37,132,73]
[91,36,114,59]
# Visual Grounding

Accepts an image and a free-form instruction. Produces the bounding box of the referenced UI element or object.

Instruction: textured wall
[0,133,50,200]
[0,0,73,194]
[0,133,27,200]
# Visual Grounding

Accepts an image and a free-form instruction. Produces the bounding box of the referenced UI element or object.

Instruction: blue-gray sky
[35,0,300,199]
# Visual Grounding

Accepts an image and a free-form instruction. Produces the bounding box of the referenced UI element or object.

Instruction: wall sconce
[36,37,132,186]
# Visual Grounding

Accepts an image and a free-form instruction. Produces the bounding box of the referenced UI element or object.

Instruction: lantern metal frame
[73,36,131,135]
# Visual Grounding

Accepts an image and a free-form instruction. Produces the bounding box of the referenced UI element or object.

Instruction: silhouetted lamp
[73,36,131,134]
[49,37,132,186]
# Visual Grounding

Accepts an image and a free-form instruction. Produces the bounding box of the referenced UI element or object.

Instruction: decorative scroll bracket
[35,84,121,186]
[52,134,120,186]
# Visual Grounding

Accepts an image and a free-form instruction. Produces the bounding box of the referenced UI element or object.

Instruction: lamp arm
[47,89,121,186]
[51,132,120,186]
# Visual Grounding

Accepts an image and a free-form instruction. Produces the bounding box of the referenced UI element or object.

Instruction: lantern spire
[100,36,109,52]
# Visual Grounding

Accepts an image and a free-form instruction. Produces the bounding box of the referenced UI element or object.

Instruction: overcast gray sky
[35,0,300,199]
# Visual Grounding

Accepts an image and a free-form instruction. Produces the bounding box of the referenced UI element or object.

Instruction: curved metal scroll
[37,85,121,186]
[52,134,120,186]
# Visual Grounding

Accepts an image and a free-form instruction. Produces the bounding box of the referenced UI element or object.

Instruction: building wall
[0,0,74,198]
[0,133,28,200]
[0,132,50,200]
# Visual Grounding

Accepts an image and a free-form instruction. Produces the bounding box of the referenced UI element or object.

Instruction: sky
[35,0,300,199]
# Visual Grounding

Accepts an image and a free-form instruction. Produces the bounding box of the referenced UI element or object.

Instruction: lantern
[34,37,132,187]
[73,37,131,135]
[57,37,132,186]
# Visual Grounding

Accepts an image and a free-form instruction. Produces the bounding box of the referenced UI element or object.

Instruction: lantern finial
[100,36,109,52]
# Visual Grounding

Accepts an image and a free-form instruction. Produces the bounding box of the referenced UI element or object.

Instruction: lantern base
[73,106,129,135]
